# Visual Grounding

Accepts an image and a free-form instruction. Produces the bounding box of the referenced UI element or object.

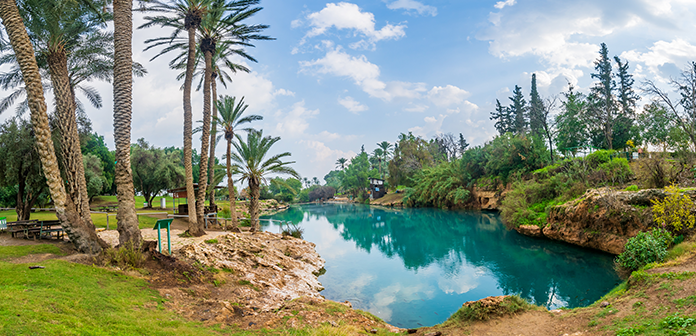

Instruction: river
[261,203,621,329]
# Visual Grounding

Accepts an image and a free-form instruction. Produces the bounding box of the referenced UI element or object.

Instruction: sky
[3,0,696,182]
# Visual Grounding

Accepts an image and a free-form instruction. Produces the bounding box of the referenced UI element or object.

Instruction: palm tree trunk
[226,139,239,232]
[207,75,218,209]
[47,46,93,225]
[195,49,213,234]
[183,25,200,235]
[113,0,143,247]
[249,178,260,232]
[0,0,104,253]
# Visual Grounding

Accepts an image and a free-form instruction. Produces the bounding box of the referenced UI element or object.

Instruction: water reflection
[263,203,621,328]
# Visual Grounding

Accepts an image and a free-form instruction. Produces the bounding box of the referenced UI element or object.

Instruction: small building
[167,183,224,215]
[369,178,386,200]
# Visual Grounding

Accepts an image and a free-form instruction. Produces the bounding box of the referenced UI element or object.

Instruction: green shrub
[446,295,532,323]
[625,185,639,191]
[597,158,633,185]
[652,185,696,233]
[586,150,613,166]
[616,229,672,271]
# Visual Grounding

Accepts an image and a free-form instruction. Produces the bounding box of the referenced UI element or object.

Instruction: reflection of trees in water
[265,204,620,309]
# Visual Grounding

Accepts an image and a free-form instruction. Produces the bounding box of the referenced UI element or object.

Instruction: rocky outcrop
[470,186,508,210]
[515,188,660,254]
[177,232,325,311]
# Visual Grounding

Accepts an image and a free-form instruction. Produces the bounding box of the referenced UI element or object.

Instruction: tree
[342,151,378,198]
[0,118,47,220]
[0,0,106,253]
[335,157,347,170]
[269,177,300,202]
[131,139,185,208]
[613,56,639,150]
[83,153,109,201]
[529,73,545,136]
[82,133,116,194]
[141,0,212,236]
[388,132,434,187]
[638,103,673,152]
[586,43,616,149]
[458,133,469,156]
[231,130,299,232]
[509,85,527,134]
[644,62,696,150]
[214,95,262,230]
[555,84,587,157]
[490,99,513,135]
[323,170,343,191]
[435,133,458,161]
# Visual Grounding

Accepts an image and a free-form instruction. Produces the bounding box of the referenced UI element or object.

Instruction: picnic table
[8,220,64,240]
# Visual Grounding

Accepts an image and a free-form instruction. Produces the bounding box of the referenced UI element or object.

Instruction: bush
[446,295,532,323]
[652,185,696,233]
[616,229,672,271]
[586,150,613,166]
[625,185,639,191]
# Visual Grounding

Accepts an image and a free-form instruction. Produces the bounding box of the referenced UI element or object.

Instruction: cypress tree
[529,74,545,136]
[490,99,513,135]
[588,42,616,149]
[509,85,528,134]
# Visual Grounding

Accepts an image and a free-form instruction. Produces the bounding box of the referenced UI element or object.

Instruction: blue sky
[3,0,696,182]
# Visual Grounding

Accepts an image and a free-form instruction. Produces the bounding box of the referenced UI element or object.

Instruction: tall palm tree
[0,0,105,253]
[376,141,392,178]
[140,0,212,236]
[214,95,261,230]
[193,0,270,232]
[112,0,143,246]
[335,157,347,170]
[231,130,299,232]
[19,0,108,227]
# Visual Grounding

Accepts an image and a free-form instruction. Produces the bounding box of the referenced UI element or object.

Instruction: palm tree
[193,0,270,231]
[0,0,105,253]
[112,0,144,246]
[214,95,262,230]
[231,130,299,232]
[140,0,212,236]
[376,141,393,179]
[335,157,347,170]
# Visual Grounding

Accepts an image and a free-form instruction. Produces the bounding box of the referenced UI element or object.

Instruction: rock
[177,232,325,312]
[425,332,442,336]
[329,321,338,327]
[600,301,610,308]
[341,300,352,308]
[369,329,377,334]
[516,225,544,237]
[407,329,418,334]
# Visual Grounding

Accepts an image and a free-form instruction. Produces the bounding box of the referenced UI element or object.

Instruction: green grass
[0,245,63,261]
[0,210,164,230]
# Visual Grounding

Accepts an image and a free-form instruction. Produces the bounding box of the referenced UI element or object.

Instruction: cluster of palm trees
[335,141,393,179]
[0,0,296,252]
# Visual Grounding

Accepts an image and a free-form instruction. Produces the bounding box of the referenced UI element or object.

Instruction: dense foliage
[651,185,696,233]
[616,229,672,271]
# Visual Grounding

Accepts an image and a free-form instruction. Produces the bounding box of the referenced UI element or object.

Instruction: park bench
[37,220,64,240]
[7,220,38,238]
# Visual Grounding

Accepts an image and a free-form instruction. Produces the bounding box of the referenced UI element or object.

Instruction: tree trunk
[16,167,29,221]
[0,0,105,253]
[46,47,93,225]
[249,178,260,232]
[208,75,218,209]
[183,25,200,235]
[113,0,143,247]
[226,139,239,232]
[195,49,213,234]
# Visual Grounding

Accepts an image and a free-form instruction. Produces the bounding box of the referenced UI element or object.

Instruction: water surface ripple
[262,203,621,328]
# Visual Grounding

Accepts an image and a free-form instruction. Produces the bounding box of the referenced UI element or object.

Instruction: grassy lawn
[0,210,164,230]
[0,245,396,336]
[0,245,63,261]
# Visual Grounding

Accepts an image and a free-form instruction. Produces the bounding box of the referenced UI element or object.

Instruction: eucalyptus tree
[0,0,105,253]
[140,0,213,235]
[214,95,262,230]
[231,130,299,232]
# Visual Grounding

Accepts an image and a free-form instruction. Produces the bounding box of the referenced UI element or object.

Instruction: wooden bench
[7,220,38,238]
[37,220,64,240]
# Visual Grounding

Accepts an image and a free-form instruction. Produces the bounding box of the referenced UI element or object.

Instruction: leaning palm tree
[231,130,299,232]
[140,0,213,236]
[215,95,262,230]
[0,0,105,253]
[335,157,347,170]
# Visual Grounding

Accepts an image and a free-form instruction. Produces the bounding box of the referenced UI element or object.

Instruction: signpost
[153,218,174,255]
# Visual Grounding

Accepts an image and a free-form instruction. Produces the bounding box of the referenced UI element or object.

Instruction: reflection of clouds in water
[368,283,436,322]
[313,221,350,259]
[437,266,485,295]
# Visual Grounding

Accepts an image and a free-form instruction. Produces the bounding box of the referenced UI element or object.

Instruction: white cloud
[408,114,447,137]
[403,103,429,112]
[621,39,696,79]
[300,2,406,49]
[274,101,319,138]
[494,0,516,9]
[300,46,424,101]
[338,96,368,113]
[300,140,355,162]
[273,88,295,97]
[385,0,437,16]
[427,85,470,107]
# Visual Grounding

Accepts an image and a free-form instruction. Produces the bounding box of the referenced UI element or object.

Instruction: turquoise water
[261,203,621,329]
